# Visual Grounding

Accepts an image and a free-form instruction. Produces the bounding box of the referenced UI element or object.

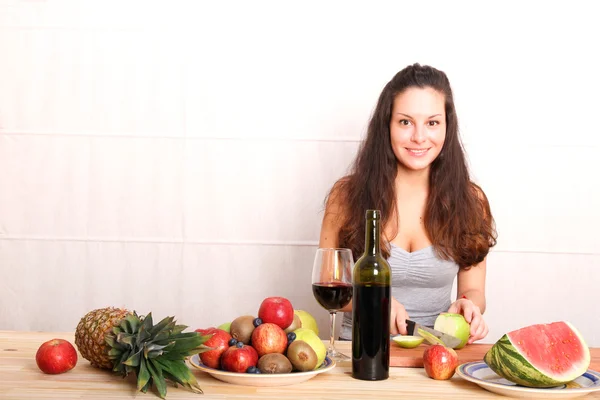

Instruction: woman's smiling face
[389,86,447,172]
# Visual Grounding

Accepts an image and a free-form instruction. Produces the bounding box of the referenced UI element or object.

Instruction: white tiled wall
[1,1,599,346]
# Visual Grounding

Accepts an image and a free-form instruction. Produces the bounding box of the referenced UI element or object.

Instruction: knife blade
[405,319,462,349]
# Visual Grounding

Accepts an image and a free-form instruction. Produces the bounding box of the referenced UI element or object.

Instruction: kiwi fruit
[257,353,293,374]
[286,340,318,371]
[284,314,302,333]
[230,315,255,344]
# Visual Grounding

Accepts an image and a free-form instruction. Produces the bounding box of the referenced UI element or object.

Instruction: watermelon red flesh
[484,321,591,388]
[508,321,588,379]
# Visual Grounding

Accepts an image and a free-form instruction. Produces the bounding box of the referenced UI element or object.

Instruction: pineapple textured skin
[75,307,131,369]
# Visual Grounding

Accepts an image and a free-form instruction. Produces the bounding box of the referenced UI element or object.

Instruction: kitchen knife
[405,319,462,349]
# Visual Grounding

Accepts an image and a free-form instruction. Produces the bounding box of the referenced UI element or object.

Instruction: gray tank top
[340,243,459,340]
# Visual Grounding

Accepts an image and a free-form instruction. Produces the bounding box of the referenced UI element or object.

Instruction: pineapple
[75,307,212,399]
[75,307,131,369]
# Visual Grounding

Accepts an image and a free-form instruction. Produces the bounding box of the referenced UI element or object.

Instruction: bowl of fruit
[189,296,335,386]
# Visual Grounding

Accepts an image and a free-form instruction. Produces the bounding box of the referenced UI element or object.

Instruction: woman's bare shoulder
[319,177,351,247]
[325,176,351,212]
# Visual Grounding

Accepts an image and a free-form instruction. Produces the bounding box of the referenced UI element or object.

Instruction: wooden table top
[1,331,599,399]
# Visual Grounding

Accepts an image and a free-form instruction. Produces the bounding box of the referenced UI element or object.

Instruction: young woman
[319,63,497,344]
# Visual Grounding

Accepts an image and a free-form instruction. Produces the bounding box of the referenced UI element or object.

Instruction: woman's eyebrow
[395,113,442,118]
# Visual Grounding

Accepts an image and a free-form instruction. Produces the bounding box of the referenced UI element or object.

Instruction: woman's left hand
[448,298,488,344]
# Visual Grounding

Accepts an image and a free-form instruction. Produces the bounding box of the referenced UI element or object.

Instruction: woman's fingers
[469,324,486,344]
[469,313,481,336]
[475,320,488,340]
[447,299,487,344]
[467,312,488,344]
[463,306,475,324]
[389,301,400,335]
[390,320,399,336]
[447,302,460,314]
[397,312,408,335]
[389,298,408,335]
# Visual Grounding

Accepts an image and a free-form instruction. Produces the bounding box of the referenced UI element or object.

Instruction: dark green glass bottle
[351,209,391,381]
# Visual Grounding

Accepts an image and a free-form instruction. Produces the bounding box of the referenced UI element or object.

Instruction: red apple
[422,344,458,380]
[194,328,232,369]
[250,322,288,357]
[220,345,259,373]
[36,339,78,374]
[258,296,294,329]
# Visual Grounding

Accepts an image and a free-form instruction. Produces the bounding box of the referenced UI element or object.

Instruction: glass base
[327,347,350,361]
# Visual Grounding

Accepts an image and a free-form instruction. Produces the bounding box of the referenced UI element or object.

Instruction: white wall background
[1,1,599,346]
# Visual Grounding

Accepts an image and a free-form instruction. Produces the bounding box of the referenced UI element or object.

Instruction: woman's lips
[406,148,430,157]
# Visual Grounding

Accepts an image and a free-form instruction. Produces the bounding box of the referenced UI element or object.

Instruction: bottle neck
[364,216,380,256]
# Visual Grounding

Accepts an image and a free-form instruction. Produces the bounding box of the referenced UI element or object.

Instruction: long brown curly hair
[327,63,497,269]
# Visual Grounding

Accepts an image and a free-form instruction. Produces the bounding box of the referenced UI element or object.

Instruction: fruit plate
[188,355,336,387]
[456,361,600,399]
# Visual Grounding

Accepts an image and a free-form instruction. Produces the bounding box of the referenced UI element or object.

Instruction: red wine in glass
[312,282,353,311]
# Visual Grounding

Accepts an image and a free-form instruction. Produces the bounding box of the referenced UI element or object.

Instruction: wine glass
[311,248,354,361]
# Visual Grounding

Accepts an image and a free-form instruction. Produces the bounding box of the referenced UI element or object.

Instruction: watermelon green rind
[483,322,591,388]
[484,334,564,387]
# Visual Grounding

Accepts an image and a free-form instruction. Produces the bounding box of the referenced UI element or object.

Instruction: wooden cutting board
[390,343,600,370]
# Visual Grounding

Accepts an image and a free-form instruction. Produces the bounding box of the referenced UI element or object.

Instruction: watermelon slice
[484,321,590,388]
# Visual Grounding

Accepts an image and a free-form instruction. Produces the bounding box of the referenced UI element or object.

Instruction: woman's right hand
[390,297,409,335]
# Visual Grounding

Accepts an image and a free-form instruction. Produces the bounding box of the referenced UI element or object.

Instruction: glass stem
[329,311,336,353]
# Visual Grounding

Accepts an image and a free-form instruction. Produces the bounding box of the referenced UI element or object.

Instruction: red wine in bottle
[351,209,391,381]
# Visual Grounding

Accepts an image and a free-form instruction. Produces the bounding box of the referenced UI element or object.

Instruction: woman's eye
[400,119,411,126]
[428,120,440,126]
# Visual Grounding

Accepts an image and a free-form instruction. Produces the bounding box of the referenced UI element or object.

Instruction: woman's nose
[411,126,426,144]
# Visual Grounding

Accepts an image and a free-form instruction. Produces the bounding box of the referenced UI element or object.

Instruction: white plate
[456,361,600,399]
[188,354,336,387]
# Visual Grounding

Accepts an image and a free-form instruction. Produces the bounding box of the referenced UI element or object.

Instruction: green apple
[392,335,424,348]
[433,313,470,349]
[417,328,445,346]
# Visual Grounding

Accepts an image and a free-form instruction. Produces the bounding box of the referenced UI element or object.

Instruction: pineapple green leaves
[104,312,214,399]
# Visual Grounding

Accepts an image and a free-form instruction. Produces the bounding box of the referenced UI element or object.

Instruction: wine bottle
[351,209,391,381]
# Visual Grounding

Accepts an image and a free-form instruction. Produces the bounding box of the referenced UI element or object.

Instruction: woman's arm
[318,185,344,249]
[456,258,487,313]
